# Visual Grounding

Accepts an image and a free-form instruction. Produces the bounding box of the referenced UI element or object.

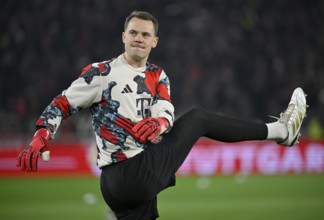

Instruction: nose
[134,34,143,42]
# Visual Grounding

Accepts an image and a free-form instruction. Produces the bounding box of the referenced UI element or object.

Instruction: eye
[142,32,151,38]
[129,30,137,36]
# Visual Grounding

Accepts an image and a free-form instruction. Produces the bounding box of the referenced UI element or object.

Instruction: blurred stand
[1,0,323,142]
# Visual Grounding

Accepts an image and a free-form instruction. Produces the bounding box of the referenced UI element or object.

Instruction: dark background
[1,0,323,141]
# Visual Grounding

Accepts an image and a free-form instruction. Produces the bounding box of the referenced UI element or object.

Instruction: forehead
[126,17,155,35]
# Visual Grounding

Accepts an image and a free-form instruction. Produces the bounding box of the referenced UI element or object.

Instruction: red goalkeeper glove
[132,117,169,143]
[16,128,51,172]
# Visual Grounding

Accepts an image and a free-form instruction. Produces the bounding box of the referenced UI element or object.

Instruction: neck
[123,53,147,68]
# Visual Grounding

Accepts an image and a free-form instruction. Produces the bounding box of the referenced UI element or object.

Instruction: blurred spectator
[0,0,323,141]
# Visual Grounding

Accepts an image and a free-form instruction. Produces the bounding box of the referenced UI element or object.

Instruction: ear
[122,32,126,44]
[152,36,159,48]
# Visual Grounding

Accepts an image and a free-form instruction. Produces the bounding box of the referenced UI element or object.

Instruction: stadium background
[0,0,324,219]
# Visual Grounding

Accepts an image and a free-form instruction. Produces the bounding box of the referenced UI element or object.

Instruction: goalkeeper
[16,11,307,220]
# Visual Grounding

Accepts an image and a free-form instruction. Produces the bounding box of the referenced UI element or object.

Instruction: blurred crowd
[1,0,323,142]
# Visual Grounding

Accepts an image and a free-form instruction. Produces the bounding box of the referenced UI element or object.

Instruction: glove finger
[132,120,146,133]
[19,151,28,171]
[26,147,39,172]
[25,151,33,172]
[31,147,42,172]
[139,135,147,143]
[148,129,160,141]
[21,156,27,171]
[32,152,39,172]
[16,151,24,167]
[136,123,153,137]
[133,117,155,132]
[140,127,157,142]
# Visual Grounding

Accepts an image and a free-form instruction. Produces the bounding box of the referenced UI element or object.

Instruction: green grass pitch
[1,175,324,220]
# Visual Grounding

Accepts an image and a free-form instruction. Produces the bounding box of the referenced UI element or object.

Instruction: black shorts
[100,108,267,219]
[100,136,177,220]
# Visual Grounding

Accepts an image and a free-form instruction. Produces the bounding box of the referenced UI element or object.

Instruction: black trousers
[100,108,268,219]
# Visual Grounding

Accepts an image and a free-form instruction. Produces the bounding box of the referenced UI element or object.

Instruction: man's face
[122,17,158,63]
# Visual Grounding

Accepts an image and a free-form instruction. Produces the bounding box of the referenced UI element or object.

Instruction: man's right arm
[16,64,105,172]
[37,63,105,137]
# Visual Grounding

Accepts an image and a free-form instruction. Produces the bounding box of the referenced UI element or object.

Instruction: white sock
[266,122,288,141]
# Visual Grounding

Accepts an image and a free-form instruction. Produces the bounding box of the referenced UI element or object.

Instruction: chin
[131,53,146,61]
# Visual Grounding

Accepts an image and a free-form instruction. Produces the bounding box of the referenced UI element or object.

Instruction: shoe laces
[268,103,296,124]
[279,104,296,124]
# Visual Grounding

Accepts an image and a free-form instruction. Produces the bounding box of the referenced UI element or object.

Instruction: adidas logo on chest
[121,84,133,94]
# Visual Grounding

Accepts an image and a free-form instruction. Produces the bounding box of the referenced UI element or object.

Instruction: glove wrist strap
[34,128,51,142]
[157,117,170,134]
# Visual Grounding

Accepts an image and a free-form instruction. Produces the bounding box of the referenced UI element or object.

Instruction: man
[16,11,307,219]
